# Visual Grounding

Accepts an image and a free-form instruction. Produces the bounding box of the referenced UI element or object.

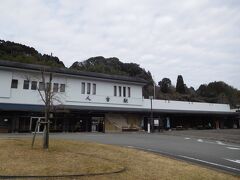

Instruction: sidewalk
[162,129,240,144]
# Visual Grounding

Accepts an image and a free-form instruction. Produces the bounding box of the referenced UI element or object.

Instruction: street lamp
[152,75,156,99]
[148,96,154,133]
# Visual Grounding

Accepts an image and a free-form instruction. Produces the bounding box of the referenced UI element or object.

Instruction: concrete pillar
[219,120,224,129]
[215,120,219,129]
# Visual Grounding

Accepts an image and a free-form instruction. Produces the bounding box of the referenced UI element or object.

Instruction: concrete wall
[66,76,143,106]
[0,70,12,98]
[0,68,143,107]
[105,113,142,132]
[143,99,231,113]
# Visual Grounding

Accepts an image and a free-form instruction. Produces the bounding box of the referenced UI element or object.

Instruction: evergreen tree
[176,75,185,93]
[158,78,171,93]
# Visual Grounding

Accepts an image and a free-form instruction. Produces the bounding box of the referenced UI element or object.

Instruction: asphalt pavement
[162,129,240,144]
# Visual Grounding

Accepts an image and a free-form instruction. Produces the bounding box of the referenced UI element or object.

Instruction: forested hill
[71,56,153,81]
[0,40,65,67]
[70,56,154,96]
[157,79,240,108]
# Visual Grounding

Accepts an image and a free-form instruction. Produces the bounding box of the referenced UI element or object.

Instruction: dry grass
[0,138,239,180]
[0,138,122,177]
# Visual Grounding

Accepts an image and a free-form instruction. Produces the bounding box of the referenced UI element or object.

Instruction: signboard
[154,119,159,126]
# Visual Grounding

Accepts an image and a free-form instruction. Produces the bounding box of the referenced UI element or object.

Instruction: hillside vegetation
[156,80,240,108]
[1,40,239,107]
[0,40,65,67]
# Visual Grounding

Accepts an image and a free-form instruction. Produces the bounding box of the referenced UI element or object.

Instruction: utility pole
[153,83,155,99]
[152,75,156,99]
[148,96,154,133]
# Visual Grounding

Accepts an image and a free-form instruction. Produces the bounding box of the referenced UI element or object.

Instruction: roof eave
[0,59,147,85]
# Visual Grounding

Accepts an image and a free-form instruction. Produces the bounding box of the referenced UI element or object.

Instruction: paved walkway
[162,129,240,144]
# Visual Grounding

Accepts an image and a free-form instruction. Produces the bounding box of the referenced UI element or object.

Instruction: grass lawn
[0,138,238,180]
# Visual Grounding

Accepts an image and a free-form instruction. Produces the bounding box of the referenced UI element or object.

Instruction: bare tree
[31,68,61,149]
[38,70,52,149]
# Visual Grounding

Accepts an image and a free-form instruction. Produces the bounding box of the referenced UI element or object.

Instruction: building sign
[154,119,159,126]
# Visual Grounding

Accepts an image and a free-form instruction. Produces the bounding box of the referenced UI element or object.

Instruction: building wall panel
[0,70,12,98]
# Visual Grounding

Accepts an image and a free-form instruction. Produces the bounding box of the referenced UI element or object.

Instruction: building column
[11,117,18,133]
[215,120,219,129]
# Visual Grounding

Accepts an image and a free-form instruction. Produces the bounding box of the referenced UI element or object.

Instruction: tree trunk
[43,106,49,149]
[40,72,52,150]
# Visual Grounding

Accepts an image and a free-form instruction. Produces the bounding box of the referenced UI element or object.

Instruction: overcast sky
[1,0,240,89]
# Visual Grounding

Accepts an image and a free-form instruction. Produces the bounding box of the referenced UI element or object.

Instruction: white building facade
[0,60,238,133]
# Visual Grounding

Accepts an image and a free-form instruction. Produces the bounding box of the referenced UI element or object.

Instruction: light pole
[152,75,156,99]
[148,96,153,133]
[153,83,155,99]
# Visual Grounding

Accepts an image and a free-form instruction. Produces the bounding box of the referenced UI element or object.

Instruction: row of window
[11,79,130,97]
[81,82,96,95]
[11,79,65,92]
[114,86,131,97]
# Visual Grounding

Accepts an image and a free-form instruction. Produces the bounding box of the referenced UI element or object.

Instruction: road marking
[184,137,191,140]
[204,141,240,148]
[135,147,168,154]
[226,147,240,150]
[216,141,225,145]
[197,139,203,142]
[225,159,240,164]
[178,155,240,172]
[126,146,240,173]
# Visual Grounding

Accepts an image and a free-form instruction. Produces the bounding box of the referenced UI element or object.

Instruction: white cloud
[0,0,240,89]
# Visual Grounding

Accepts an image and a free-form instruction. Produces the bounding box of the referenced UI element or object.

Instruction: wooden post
[32,120,40,148]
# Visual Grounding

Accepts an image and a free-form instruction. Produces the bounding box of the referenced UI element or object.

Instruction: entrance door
[91,117,104,132]
[30,117,44,133]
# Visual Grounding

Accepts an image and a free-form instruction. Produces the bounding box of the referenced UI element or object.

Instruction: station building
[0,60,239,133]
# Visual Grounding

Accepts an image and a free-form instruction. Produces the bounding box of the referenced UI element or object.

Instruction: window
[123,87,126,97]
[53,83,59,92]
[60,84,65,92]
[87,83,91,94]
[23,80,30,90]
[11,79,18,89]
[81,82,85,94]
[92,84,96,95]
[119,86,122,97]
[114,86,117,96]
[128,87,131,97]
[31,81,37,90]
[39,82,45,91]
